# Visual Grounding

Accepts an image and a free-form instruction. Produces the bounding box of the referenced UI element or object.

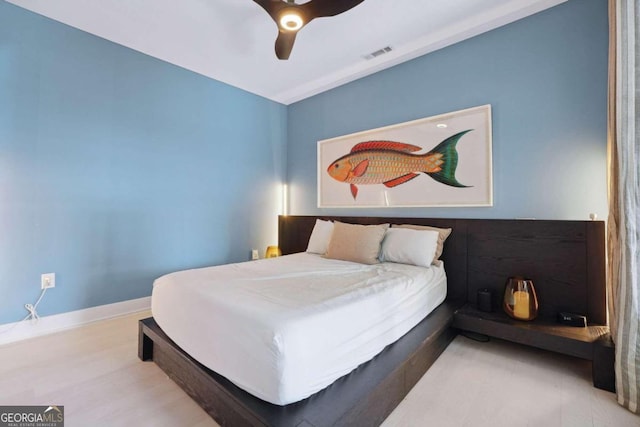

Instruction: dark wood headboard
[278,216,606,325]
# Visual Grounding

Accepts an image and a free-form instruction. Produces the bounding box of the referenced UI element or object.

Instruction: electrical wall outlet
[251,249,259,260]
[41,273,56,289]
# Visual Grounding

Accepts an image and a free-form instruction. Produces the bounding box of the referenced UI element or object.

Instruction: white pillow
[306,219,334,254]
[380,228,440,268]
[392,224,451,266]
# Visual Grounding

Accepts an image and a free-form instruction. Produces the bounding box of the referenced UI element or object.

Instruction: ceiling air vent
[364,46,393,60]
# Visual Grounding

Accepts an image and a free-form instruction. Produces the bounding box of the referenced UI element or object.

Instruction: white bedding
[151,252,447,405]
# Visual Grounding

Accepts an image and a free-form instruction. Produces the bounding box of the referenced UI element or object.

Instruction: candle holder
[503,276,538,321]
[265,246,281,258]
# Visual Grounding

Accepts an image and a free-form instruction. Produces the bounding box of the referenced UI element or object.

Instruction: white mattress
[151,252,447,405]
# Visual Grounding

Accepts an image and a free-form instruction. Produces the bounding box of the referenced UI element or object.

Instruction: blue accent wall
[0,0,608,325]
[0,2,287,323]
[287,0,608,220]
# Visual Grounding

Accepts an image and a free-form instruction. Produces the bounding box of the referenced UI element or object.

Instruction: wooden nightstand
[453,305,615,392]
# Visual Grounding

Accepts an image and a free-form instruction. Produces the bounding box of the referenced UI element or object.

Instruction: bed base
[138,300,461,427]
[139,215,607,426]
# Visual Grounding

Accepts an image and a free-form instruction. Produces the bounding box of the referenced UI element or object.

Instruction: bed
[151,252,447,405]
[139,215,607,426]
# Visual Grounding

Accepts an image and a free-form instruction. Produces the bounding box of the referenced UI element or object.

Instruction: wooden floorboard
[0,312,637,427]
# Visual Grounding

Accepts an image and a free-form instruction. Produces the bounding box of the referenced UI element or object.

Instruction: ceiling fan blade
[275,30,297,60]
[252,0,288,23]
[301,0,365,18]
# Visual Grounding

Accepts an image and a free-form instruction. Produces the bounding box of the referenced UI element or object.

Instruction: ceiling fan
[253,0,366,60]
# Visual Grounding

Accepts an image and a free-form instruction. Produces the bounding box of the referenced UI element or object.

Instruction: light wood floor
[0,312,637,427]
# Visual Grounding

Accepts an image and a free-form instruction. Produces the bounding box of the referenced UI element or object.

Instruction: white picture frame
[317,105,493,208]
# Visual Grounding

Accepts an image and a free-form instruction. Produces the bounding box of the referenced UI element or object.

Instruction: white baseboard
[0,296,151,346]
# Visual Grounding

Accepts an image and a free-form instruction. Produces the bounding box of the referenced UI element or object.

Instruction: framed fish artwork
[317,104,493,208]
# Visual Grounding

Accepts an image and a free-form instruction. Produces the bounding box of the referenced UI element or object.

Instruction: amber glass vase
[503,277,539,321]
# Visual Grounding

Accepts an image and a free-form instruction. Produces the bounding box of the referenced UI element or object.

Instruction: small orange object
[265,246,281,258]
[503,277,538,321]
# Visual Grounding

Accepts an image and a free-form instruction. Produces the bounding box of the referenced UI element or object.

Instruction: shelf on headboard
[453,305,610,359]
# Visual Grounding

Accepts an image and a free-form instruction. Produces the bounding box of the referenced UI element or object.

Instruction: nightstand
[453,305,615,392]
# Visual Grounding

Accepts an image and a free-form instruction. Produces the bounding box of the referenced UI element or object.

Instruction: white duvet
[151,252,446,405]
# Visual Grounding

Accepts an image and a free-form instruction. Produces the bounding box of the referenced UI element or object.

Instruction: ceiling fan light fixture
[253,0,366,60]
[279,10,303,31]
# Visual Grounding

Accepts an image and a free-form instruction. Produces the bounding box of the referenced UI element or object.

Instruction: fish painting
[327,130,472,200]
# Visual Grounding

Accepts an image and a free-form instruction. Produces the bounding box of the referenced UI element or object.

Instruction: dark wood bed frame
[139,215,608,426]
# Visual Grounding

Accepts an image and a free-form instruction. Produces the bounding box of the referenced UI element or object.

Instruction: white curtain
[607,0,640,414]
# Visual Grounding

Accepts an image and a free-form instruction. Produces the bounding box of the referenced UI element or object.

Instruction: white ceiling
[7,0,566,105]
